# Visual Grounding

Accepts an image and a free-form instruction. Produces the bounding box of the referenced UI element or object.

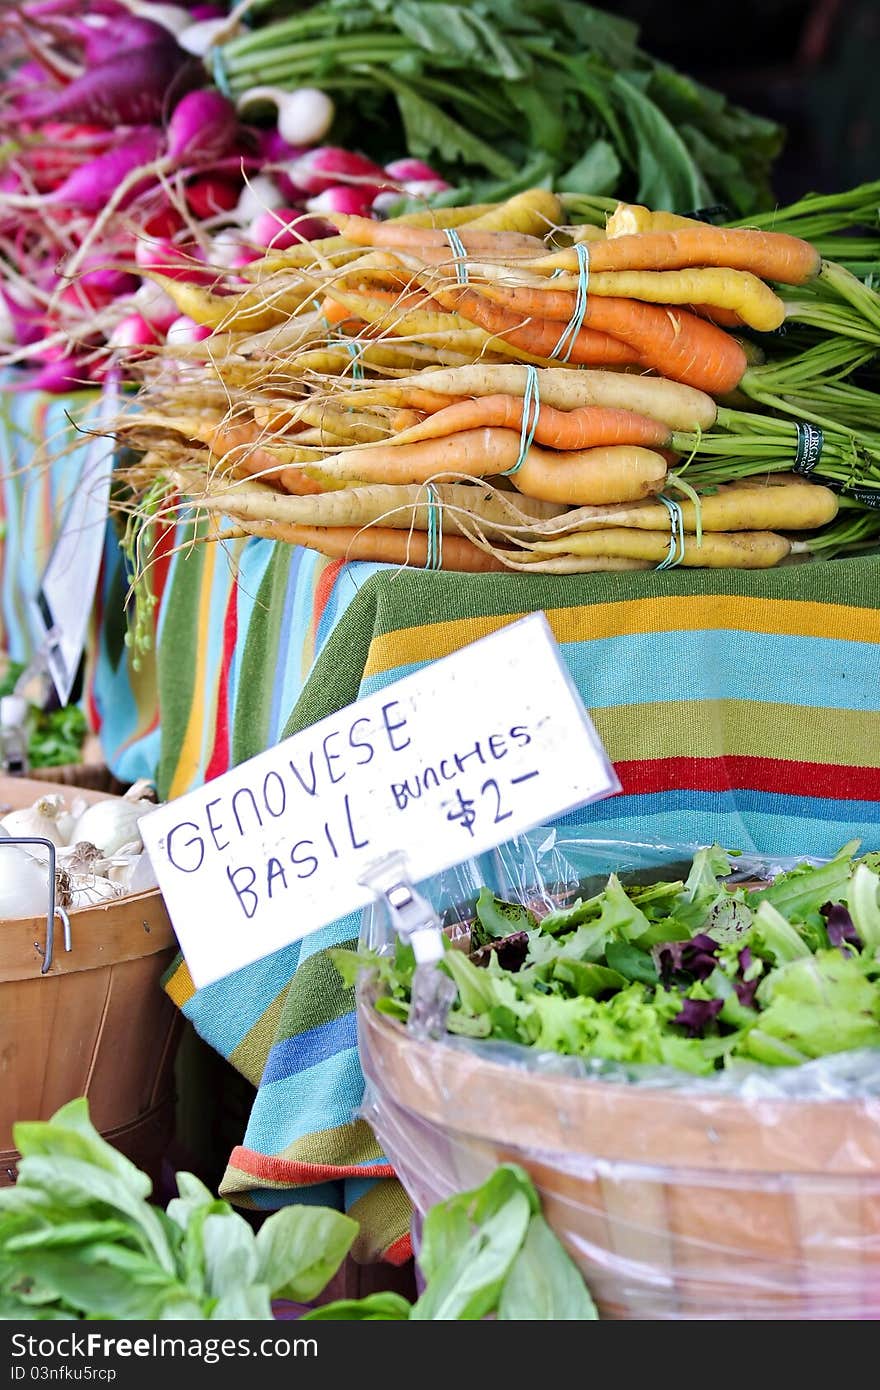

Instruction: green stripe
[156,521,206,799]
[274,940,358,1041]
[232,544,293,764]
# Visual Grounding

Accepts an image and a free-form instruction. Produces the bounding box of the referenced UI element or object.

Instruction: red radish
[236,87,335,149]
[288,145,385,197]
[383,157,444,183]
[142,204,185,239]
[306,184,376,218]
[10,41,199,127]
[247,208,332,251]
[184,174,241,219]
[167,89,239,163]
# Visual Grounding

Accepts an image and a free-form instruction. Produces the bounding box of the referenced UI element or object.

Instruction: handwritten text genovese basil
[160,700,534,920]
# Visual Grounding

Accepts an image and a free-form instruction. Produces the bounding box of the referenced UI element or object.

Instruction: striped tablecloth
[161,558,880,1262]
[6,385,880,1263]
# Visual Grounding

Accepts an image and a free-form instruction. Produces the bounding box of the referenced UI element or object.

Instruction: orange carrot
[241,521,507,571]
[446,287,747,394]
[205,421,325,495]
[434,287,641,367]
[388,395,670,450]
[687,303,746,328]
[536,226,820,285]
[311,428,667,507]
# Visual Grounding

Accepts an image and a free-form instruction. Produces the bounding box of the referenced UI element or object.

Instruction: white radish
[236,87,335,148]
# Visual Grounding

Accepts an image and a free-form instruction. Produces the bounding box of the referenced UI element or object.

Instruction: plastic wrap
[358,832,880,1319]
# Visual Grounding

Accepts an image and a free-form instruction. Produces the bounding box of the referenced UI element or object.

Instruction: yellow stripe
[363,596,880,679]
[164,959,195,1009]
[229,990,289,1087]
[347,1177,412,1264]
[595,699,880,767]
[169,537,218,798]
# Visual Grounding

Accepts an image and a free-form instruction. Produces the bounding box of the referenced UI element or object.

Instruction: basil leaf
[411,1191,531,1320]
[498,1214,599,1320]
[255,1206,358,1303]
[201,1211,259,1298]
[303,1292,412,1320]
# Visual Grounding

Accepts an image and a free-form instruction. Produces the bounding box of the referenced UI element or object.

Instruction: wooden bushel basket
[0,778,182,1186]
[359,992,880,1320]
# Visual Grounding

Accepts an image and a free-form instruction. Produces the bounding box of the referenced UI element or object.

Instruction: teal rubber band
[444,229,468,286]
[551,242,589,362]
[344,340,364,380]
[424,485,443,570]
[211,47,232,99]
[655,495,686,570]
[501,365,540,476]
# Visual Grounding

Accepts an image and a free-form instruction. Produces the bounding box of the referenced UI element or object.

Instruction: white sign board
[33,378,119,706]
[140,612,620,987]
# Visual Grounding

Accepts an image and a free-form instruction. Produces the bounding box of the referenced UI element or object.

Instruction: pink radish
[45,128,164,211]
[17,356,94,394]
[305,185,376,218]
[165,314,211,345]
[383,157,444,182]
[108,312,161,351]
[167,89,239,163]
[288,145,385,196]
[236,87,335,148]
[233,174,284,224]
[10,41,199,127]
[131,281,179,332]
[247,208,332,251]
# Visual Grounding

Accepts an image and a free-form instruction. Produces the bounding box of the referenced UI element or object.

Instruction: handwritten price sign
[140,613,620,987]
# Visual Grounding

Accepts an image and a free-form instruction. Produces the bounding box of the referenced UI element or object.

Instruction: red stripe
[228,1145,396,1187]
[312,559,344,641]
[204,582,238,780]
[383,1232,413,1267]
[617,756,880,801]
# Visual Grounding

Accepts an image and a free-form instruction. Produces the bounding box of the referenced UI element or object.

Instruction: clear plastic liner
[358,832,880,1319]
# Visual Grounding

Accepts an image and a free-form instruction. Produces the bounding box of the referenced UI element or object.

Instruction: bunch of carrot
[114,184,880,576]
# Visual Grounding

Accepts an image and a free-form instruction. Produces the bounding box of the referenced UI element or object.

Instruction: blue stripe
[360,629,880,714]
[244,1046,365,1151]
[261,1011,357,1085]
[183,939,302,1055]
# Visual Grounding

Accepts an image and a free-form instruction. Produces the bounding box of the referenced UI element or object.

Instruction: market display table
[159,556,880,1261]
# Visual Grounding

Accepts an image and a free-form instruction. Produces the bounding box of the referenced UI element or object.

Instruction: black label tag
[793,422,825,475]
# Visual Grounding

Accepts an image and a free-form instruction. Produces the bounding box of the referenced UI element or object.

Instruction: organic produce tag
[33,378,119,707]
[140,612,620,987]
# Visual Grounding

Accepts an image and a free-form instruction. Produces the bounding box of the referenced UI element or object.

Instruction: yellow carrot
[525,528,792,567]
[332,365,718,430]
[464,189,562,235]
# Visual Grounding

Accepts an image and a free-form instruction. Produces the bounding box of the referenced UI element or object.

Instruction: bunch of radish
[0,0,449,392]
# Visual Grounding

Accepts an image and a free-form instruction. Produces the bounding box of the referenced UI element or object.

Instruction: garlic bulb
[2,795,69,847]
[0,845,51,918]
[66,874,122,910]
[70,794,153,858]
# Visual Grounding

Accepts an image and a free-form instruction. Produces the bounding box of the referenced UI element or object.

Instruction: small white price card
[140,612,620,987]
[33,377,119,706]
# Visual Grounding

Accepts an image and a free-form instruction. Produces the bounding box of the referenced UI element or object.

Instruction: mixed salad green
[337,843,880,1075]
[0,660,87,769]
